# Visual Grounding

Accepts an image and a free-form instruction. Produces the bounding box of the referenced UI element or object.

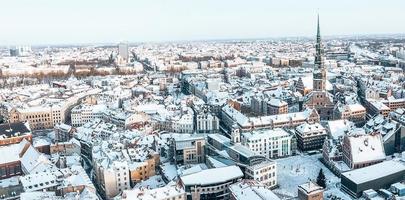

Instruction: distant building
[334,103,367,126]
[118,42,129,65]
[298,181,324,200]
[71,104,106,127]
[9,46,32,57]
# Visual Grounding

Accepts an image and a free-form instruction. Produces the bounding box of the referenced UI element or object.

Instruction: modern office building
[341,160,405,198]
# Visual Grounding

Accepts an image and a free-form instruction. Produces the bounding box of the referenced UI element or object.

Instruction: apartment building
[365,99,391,117]
[71,104,106,127]
[295,122,327,151]
[335,104,366,125]
[241,128,294,158]
[171,135,205,165]
[245,160,277,188]
[196,113,219,134]
[267,99,288,115]
[94,161,130,199]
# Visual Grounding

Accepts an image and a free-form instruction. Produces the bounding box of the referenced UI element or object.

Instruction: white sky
[1,0,404,45]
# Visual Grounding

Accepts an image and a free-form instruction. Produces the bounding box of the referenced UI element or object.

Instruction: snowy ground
[273,153,352,200]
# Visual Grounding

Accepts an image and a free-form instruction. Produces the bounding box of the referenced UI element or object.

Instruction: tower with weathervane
[304,14,334,120]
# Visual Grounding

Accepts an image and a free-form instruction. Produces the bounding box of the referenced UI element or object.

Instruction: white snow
[273,154,349,199]
[180,165,243,186]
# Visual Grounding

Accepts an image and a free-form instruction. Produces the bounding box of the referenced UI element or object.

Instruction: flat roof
[181,165,243,186]
[342,160,405,185]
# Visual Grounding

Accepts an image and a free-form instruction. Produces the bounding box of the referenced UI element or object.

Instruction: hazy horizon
[1,0,405,45]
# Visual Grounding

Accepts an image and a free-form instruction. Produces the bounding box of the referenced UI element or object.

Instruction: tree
[316,169,326,188]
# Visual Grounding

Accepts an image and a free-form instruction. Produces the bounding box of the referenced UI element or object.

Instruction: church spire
[314,13,323,69]
[313,13,326,91]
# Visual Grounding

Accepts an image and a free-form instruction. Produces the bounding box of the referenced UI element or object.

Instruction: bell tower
[313,14,326,91]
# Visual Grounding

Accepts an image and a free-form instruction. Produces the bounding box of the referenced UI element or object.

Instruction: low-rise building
[0,121,32,146]
[298,181,324,200]
[229,180,280,200]
[120,185,186,200]
[341,160,405,198]
[244,160,277,188]
[267,99,288,115]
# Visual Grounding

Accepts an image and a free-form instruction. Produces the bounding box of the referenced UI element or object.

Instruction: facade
[196,113,219,134]
[295,122,327,151]
[128,155,158,184]
[341,160,405,198]
[342,132,386,169]
[221,104,320,133]
[94,161,131,199]
[171,135,205,165]
[54,123,73,142]
[244,160,277,188]
[0,139,33,180]
[298,181,324,200]
[334,104,367,125]
[365,99,391,117]
[267,99,288,115]
[241,128,293,158]
[382,98,405,111]
[71,104,106,127]
[7,89,101,130]
[172,114,194,134]
[8,106,64,130]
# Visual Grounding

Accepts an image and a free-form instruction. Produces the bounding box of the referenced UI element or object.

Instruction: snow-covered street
[274,154,351,199]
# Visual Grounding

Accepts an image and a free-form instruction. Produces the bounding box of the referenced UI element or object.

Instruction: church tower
[303,14,334,121]
[313,14,326,91]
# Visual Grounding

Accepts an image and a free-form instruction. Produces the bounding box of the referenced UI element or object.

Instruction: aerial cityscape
[1,1,405,200]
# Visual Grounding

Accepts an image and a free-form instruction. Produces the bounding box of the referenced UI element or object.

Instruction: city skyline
[1,0,405,45]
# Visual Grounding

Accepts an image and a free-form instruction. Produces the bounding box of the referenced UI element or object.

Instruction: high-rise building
[304,15,334,120]
[118,42,129,64]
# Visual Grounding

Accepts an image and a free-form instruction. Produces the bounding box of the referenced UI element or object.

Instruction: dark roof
[0,122,31,138]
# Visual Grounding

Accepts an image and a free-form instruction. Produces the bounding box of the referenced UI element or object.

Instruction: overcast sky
[1,0,404,45]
